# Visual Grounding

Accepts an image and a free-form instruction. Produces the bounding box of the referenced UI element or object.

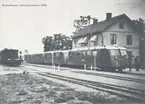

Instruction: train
[24,45,129,72]
[0,48,22,66]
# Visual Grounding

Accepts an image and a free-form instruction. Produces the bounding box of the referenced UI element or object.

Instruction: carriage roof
[71,45,126,51]
[0,48,18,52]
[25,45,126,56]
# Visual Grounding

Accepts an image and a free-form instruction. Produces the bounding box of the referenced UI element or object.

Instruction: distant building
[72,13,140,57]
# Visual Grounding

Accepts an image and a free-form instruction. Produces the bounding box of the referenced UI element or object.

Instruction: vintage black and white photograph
[0,0,145,104]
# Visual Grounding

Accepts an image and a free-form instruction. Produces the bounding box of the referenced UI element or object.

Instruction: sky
[0,0,145,54]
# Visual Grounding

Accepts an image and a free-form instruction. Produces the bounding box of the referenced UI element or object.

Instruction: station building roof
[73,14,134,38]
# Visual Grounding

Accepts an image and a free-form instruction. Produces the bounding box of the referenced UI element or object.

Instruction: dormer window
[119,22,124,29]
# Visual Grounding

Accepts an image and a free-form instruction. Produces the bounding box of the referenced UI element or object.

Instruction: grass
[0,73,135,104]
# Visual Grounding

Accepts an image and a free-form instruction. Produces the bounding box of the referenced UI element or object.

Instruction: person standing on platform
[128,55,132,71]
[131,56,135,69]
[135,56,140,71]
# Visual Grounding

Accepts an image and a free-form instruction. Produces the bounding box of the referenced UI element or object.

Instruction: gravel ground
[0,73,138,104]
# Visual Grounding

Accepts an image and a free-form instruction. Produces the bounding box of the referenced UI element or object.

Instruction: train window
[49,53,52,56]
[103,50,109,56]
[45,53,51,57]
[92,51,97,56]
[59,52,63,57]
[81,51,86,56]
[69,52,72,56]
[56,53,60,57]
[72,52,75,56]
[87,50,92,56]
[44,53,46,56]
[63,52,68,57]
[73,51,77,56]
[110,49,120,56]
[120,50,127,56]
[54,53,56,56]
[76,51,81,55]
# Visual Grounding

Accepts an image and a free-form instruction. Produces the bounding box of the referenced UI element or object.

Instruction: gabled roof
[73,14,132,38]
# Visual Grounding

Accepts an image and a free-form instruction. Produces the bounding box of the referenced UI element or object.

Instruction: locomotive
[0,48,22,66]
[25,45,129,72]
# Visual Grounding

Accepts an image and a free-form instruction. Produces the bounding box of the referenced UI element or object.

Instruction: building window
[127,35,132,45]
[119,22,124,29]
[110,34,117,45]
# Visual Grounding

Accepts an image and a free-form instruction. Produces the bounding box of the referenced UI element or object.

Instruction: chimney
[106,13,112,21]
[93,19,98,24]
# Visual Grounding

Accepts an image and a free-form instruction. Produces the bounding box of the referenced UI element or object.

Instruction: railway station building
[72,13,140,57]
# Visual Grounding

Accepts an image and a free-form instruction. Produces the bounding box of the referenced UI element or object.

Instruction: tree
[42,36,53,52]
[54,34,63,50]
[42,34,72,52]
[61,35,72,50]
[73,15,97,32]
[73,15,91,31]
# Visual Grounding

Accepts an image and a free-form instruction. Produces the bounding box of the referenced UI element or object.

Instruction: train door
[96,49,111,68]
[53,52,59,65]
[58,52,65,65]
[85,50,93,66]
[120,49,128,68]
[80,50,87,66]
[68,51,76,65]
[68,51,73,65]
[68,51,82,66]
[63,51,69,65]
[92,50,98,67]
[109,49,120,68]
[44,53,52,65]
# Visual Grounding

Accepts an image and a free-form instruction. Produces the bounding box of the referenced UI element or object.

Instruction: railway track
[18,65,145,102]
[24,63,145,76]
[23,63,145,84]
[72,71,145,84]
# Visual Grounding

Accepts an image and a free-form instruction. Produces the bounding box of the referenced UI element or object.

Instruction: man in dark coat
[128,55,132,71]
[135,56,140,71]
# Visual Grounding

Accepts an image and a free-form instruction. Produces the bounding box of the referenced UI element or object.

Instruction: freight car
[25,45,129,72]
[0,48,21,66]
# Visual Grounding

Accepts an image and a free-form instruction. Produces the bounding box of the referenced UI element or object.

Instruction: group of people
[128,55,140,71]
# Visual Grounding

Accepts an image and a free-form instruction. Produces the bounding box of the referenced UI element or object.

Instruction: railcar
[0,48,21,66]
[66,46,128,71]
[24,45,129,71]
